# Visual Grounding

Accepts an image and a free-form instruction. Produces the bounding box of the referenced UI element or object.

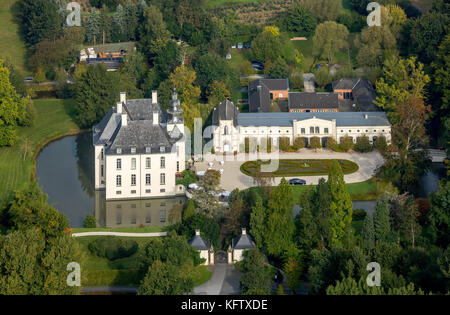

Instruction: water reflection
[94,190,185,228]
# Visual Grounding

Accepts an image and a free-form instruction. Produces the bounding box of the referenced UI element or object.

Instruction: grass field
[71,226,167,234]
[76,236,212,287]
[0,98,81,205]
[0,0,27,72]
[290,178,379,201]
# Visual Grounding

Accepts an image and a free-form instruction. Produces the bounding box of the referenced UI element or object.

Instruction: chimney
[120,92,126,104]
[152,90,158,104]
[153,111,159,125]
[242,228,247,235]
[121,114,127,127]
[195,229,200,236]
[117,102,122,114]
[257,85,262,92]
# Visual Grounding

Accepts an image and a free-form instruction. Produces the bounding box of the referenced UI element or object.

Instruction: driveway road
[194,150,384,191]
[194,264,241,295]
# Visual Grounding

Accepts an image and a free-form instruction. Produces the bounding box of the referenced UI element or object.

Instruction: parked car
[237,42,243,49]
[231,44,236,49]
[251,61,264,71]
[289,178,306,185]
[244,42,250,49]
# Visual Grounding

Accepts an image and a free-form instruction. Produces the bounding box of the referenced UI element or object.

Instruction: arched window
[224,125,229,135]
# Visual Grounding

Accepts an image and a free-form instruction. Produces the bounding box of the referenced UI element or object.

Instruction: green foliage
[374,135,388,154]
[183,199,196,221]
[83,214,97,228]
[178,213,221,249]
[309,136,322,150]
[327,161,353,246]
[17,0,61,47]
[284,256,303,293]
[313,21,349,64]
[88,236,138,261]
[249,195,266,250]
[355,25,397,69]
[266,57,290,79]
[426,180,450,247]
[299,0,342,22]
[326,137,339,151]
[251,28,283,62]
[373,197,392,243]
[1,182,69,239]
[314,67,332,88]
[339,135,354,152]
[237,250,272,295]
[281,3,317,36]
[265,178,295,258]
[177,170,198,187]
[0,228,81,295]
[354,135,373,153]
[138,260,194,295]
[362,215,375,252]
[74,64,142,128]
[293,137,306,150]
[0,60,33,146]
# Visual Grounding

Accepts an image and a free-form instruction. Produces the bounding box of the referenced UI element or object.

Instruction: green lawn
[290,178,379,201]
[71,226,167,234]
[0,98,81,205]
[241,159,359,177]
[0,0,27,72]
[75,236,212,287]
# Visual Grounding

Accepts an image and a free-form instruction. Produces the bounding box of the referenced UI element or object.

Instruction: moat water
[36,134,445,227]
[36,133,186,228]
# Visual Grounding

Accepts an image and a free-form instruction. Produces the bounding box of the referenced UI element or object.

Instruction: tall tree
[362,215,375,252]
[327,161,353,245]
[426,180,450,247]
[373,197,391,243]
[17,0,62,46]
[0,60,32,147]
[265,178,295,258]
[282,3,317,36]
[299,0,342,21]
[313,22,349,64]
[249,195,266,250]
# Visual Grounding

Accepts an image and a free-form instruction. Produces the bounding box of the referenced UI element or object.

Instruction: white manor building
[93,90,186,200]
[211,100,392,153]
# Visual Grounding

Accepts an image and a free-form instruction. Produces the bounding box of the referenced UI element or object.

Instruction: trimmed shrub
[83,214,97,228]
[326,137,339,151]
[309,136,322,150]
[88,237,138,261]
[279,137,292,152]
[354,135,373,153]
[293,137,305,150]
[374,135,388,154]
[339,135,354,152]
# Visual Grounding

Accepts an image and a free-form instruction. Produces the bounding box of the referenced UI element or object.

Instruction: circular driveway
[194,149,384,191]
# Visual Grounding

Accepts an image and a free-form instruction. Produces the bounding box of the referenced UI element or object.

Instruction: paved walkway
[193,264,241,295]
[194,150,384,191]
[72,231,167,238]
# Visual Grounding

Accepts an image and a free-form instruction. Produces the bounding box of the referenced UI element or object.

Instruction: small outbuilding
[228,228,255,264]
[188,230,214,265]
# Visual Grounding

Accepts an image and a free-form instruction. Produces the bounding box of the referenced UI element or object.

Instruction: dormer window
[146,147,151,153]
[117,148,122,154]
[160,146,165,153]
[131,147,136,154]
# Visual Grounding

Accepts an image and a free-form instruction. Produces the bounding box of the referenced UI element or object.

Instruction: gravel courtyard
[193,149,384,191]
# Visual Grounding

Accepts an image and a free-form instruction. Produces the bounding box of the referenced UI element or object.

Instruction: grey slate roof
[212,99,239,126]
[232,232,255,250]
[237,112,391,127]
[288,92,339,110]
[189,234,210,251]
[332,78,377,111]
[93,95,183,155]
[248,79,289,113]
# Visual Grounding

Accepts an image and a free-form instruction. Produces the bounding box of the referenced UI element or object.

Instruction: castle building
[93,89,186,200]
[211,100,391,153]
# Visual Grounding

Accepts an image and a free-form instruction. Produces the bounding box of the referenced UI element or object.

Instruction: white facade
[212,109,392,153]
[94,90,186,200]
